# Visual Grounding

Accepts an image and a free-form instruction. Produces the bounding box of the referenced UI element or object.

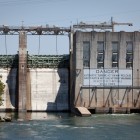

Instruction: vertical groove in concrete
[18,31,27,111]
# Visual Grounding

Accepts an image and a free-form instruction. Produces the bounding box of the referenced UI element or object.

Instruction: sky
[0,0,140,55]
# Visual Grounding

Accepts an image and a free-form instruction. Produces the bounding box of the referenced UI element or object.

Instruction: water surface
[0,112,140,140]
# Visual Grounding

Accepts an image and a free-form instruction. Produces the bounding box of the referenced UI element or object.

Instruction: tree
[0,75,5,106]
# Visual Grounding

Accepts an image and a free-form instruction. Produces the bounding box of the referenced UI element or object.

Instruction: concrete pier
[18,31,27,111]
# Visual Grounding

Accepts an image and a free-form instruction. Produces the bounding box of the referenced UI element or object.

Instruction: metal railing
[0,54,69,68]
[0,55,18,68]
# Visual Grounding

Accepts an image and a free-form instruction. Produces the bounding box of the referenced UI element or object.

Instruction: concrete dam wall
[0,68,69,111]
[28,68,69,111]
[0,68,17,110]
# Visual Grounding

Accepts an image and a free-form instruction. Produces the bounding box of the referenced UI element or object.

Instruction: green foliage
[0,79,5,106]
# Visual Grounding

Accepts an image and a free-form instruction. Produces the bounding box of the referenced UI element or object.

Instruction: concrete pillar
[104,31,111,68]
[18,31,27,111]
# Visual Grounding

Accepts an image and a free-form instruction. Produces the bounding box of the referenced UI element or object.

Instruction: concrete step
[76,107,91,117]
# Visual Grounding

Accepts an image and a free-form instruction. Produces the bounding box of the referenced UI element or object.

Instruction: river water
[0,112,140,140]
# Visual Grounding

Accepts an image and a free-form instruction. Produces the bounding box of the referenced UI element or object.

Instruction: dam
[0,23,140,114]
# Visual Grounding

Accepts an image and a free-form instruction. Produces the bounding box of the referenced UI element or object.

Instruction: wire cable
[5,35,7,55]
[38,35,40,55]
[56,35,58,55]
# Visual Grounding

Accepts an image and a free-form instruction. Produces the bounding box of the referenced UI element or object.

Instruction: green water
[0,113,140,140]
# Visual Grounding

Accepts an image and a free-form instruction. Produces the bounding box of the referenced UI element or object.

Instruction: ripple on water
[0,113,140,140]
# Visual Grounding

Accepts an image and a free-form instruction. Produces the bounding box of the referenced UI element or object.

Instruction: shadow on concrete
[47,55,70,112]
[6,54,18,110]
[134,91,140,107]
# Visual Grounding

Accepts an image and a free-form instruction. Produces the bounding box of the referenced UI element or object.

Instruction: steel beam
[0,25,71,35]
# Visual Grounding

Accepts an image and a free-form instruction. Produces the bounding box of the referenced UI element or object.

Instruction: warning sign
[83,69,132,87]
